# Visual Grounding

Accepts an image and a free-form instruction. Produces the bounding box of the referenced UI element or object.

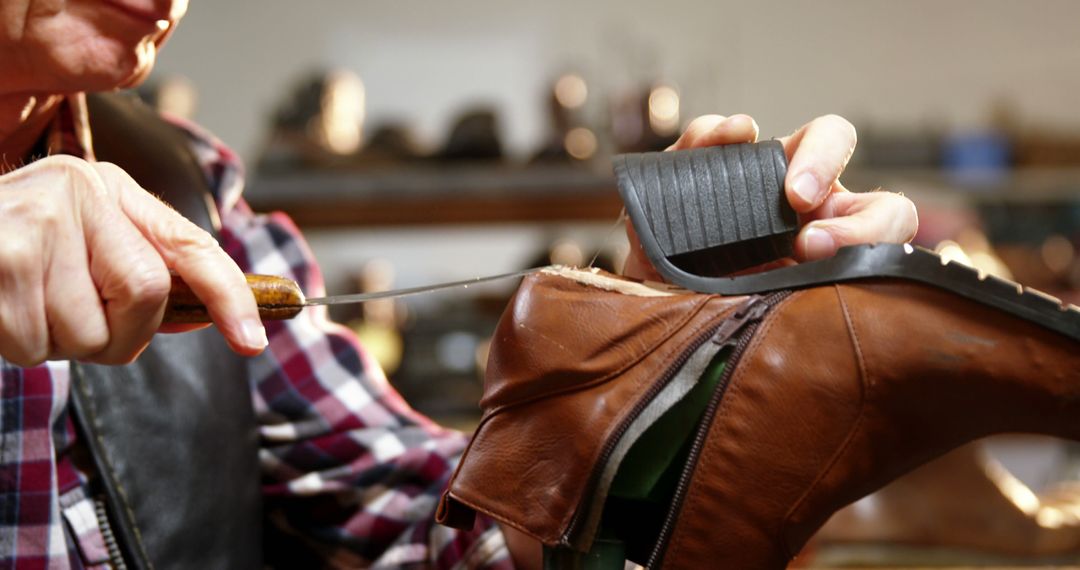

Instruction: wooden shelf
[247,163,622,227]
[246,163,1080,228]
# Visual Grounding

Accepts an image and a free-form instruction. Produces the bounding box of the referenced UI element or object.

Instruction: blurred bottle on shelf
[610,82,681,153]
[533,72,600,164]
[257,69,426,171]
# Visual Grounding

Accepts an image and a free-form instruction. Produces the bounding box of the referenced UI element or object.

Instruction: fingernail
[803,226,836,260]
[240,318,268,350]
[792,172,821,207]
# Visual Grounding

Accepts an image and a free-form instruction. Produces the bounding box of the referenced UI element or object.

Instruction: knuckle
[690,114,724,128]
[47,156,110,200]
[170,224,219,254]
[5,340,48,368]
[686,114,723,135]
[7,353,43,368]
[821,221,855,243]
[0,236,44,278]
[46,154,98,181]
[73,328,110,357]
[53,336,108,362]
[28,195,63,230]
[39,154,93,174]
[0,184,64,227]
[121,265,172,308]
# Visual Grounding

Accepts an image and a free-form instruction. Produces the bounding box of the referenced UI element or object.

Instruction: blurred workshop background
[142,1,1079,566]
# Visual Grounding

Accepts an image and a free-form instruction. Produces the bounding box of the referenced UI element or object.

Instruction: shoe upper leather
[438,268,1080,569]
[438,268,748,544]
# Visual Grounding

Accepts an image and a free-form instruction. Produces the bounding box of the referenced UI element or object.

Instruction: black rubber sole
[612,143,1078,342]
[653,242,1079,342]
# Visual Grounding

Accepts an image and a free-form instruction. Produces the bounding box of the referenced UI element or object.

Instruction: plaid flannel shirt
[0,95,512,569]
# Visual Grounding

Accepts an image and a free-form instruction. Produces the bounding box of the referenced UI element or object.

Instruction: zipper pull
[712,296,770,347]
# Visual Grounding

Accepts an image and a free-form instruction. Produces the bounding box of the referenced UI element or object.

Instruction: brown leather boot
[809,441,1080,566]
[436,266,1079,569]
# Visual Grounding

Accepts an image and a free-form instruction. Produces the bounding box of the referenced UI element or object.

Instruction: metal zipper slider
[712,296,770,347]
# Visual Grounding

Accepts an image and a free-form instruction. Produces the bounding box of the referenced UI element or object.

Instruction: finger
[91,162,266,355]
[0,235,49,367]
[781,114,857,213]
[42,215,110,361]
[794,190,919,261]
[669,114,759,151]
[84,205,172,362]
[0,175,57,366]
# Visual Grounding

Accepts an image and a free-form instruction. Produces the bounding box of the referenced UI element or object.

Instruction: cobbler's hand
[0,156,266,367]
[623,114,919,281]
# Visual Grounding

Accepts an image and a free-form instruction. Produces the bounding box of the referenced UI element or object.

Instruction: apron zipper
[94,497,130,570]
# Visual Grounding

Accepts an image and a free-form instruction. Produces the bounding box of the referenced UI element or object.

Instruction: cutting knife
[162,269,544,324]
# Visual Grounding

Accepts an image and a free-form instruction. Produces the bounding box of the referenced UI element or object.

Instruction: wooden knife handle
[163,274,306,323]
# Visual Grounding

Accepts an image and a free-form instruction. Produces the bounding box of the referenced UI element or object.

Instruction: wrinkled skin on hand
[0,155,266,367]
[623,114,919,282]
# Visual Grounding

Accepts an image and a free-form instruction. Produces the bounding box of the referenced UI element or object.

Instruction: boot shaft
[661,281,1079,568]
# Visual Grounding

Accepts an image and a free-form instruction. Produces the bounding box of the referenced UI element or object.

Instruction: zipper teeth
[560,301,752,546]
[646,290,790,568]
[95,498,129,570]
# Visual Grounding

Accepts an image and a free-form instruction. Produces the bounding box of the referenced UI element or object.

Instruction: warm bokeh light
[549,239,586,267]
[554,73,588,109]
[936,240,974,266]
[564,127,597,160]
[936,231,1014,280]
[315,69,366,155]
[156,75,198,120]
[648,84,680,136]
[985,455,1041,515]
[1037,507,1068,529]
[1042,234,1076,275]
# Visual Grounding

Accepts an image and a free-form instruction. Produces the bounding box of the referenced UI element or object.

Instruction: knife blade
[162,267,547,323]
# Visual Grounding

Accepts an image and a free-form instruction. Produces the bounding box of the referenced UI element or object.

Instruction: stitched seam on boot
[779,285,870,559]
[662,292,801,566]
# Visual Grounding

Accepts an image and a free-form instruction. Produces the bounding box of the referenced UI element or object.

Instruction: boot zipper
[560,293,781,549]
[711,296,773,348]
[646,290,790,568]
